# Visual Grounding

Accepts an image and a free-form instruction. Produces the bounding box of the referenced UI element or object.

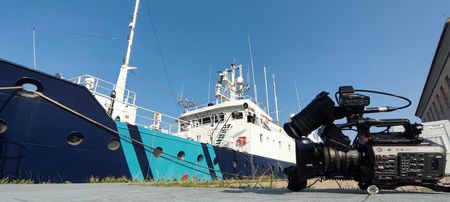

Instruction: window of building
[446,75,450,88]
[432,101,441,120]
[430,106,437,120]
[441,86,450,109]
[436,94,445,114]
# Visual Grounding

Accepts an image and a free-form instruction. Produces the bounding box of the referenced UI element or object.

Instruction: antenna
[115,0,140,103]
[272,74,279,124]
[294,81,302,111]
[264,65,270,114]
[178,85,196,112]
[248,34,258,103]
[32,27,37,69]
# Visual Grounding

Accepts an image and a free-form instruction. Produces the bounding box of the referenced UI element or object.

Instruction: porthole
[0,120,7,135]
[153,147,163,158]
[197,154,204,162]
[67,132,84,146]
[22,83,38,92]
[107,138,121,151]
[232,160,237,168]
[177,151,185,160]
[15,78,44,98]
[213,157,219,165]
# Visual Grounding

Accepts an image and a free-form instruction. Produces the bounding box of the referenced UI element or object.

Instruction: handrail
[211,113,233,145]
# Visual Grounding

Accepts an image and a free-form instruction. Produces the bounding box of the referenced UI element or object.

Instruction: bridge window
[232,112,243,119]
[202,117,211,124]
[247,114,255,123]
[260,134,263,142]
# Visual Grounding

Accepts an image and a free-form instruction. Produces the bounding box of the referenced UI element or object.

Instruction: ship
[0,0,295,182]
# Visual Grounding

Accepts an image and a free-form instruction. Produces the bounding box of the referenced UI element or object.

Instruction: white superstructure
[176,64,296,163]
[70,0,296,164]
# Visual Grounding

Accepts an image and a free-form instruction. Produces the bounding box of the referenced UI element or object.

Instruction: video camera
[283,86,447,194]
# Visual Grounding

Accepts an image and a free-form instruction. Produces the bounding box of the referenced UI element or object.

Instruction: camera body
[284,86,447,192]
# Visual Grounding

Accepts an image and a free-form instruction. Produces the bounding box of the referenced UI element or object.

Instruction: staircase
[214,124,231,146]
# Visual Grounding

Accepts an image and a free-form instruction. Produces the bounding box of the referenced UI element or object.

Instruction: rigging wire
[144,0,180,113]
[163,7,218,67]
[41,27,126,42]
[129,70,178,98]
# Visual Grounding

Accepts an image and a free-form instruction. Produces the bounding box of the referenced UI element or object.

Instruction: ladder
[214,124,231,146]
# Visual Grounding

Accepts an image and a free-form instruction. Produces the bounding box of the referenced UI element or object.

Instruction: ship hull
[0,59,293,182]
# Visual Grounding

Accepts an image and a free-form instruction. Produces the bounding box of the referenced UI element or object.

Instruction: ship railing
[186,96,266,112]
[89,91,188,134]
[69,75,217,137]
[69,75,137,106]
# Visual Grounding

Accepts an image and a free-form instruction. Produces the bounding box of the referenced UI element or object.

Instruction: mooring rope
[0,85,279,179]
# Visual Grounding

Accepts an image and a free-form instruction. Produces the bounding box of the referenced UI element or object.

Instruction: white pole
[32,27,37,69]
[115,0,140,103]
[295,81,301,111]
[248,34,258,103]
[272,74,279,124]
[208,65,211,103]
[264,65,270,113]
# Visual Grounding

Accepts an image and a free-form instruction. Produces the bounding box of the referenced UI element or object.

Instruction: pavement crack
[13,198,29,202]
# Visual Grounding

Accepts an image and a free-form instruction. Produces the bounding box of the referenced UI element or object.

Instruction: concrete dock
[0,183,449,201]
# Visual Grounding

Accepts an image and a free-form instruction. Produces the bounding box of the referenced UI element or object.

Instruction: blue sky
[1,0,449,124]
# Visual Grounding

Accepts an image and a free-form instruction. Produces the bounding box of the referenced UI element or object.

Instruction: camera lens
[284,91,335,139]
[323,147,360,174]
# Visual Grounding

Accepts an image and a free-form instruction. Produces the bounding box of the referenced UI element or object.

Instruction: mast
[32,27,37,69]
[264,65,269,113]
[207,65,211,103]
[272,74,279,124]
[248,35,258,103]
[115,0,140,103]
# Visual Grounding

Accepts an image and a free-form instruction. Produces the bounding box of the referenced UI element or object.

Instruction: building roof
[416,19,450,118]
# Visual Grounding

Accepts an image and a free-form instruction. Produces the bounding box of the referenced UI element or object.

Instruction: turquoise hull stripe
[206,144,223,179]
[136,126,215,180]
[116,122,144,181]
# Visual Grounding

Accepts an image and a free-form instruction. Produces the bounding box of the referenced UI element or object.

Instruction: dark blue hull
[0,59,294,182]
